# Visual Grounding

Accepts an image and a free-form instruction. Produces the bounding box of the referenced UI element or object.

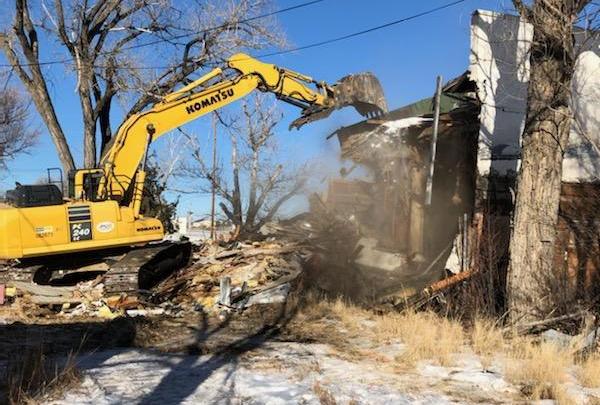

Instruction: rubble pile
[0,205,470,323]
[0,239,308,323]
[262,205,371,299]
[264,200,472,304]
[152,240,307,312]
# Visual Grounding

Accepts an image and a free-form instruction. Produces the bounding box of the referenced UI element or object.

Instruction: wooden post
[409,152,426,262]
[219,276,231,307]
[425,75,443,206]
[463,212,469,271]
[210,113,217,240]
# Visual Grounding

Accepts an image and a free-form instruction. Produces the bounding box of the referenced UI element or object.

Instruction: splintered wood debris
[152,240,307,312]
[0,240,307,322]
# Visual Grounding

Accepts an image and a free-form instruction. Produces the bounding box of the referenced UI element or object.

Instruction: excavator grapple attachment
[334,73,388,117]
[290,72,388,129]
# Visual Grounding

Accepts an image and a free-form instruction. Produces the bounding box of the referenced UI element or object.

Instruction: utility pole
[425,75,442,206]
[210,113,217,240]
[410,75,442,262]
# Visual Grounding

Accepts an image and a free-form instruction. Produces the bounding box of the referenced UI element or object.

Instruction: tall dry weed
[470,318,505,369]
[578,354,600,388]
[374,310,464,367]
[505,339,573,404]
[1,345,81,404]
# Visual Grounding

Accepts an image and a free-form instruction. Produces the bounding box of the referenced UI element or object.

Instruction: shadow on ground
[0,295,300,404]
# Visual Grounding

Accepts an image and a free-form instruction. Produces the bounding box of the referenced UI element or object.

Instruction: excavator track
[103,241,191,295]
[0,263,39,284]
[0,242,191,297]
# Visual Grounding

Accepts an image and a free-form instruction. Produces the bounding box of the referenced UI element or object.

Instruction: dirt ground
[2,238,600,404]
[4,288,600,404]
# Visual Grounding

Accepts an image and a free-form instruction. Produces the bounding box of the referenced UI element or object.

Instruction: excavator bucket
[290,72,388,129]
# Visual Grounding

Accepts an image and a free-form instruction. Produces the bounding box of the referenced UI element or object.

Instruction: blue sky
[1,0,512,218]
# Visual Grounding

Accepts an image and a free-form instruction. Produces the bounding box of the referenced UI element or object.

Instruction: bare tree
[507,0,594,324]
[181,94,307,239]
[0,0,283,172]
[0,86,38,167]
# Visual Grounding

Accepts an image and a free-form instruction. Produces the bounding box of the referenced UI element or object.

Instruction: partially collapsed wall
[319,10,600,300]
[321,75,480,297]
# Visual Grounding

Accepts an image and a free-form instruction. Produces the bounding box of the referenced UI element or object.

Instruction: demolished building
[320,10,600,301]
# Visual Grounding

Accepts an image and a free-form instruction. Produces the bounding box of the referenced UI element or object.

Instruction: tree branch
[513,0,533,20]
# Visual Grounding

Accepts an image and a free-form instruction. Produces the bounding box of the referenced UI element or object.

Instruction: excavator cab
[4,168,66,208]
[69,168,105,201]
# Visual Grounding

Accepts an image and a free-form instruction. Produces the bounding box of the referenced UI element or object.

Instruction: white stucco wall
[564,50,600,181]
[470,10,600,182]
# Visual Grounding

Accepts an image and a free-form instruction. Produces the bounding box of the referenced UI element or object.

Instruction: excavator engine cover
[290,72,388,129]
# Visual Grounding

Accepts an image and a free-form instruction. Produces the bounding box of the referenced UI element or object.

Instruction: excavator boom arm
[97,53,386,208]
[99,73,261,201]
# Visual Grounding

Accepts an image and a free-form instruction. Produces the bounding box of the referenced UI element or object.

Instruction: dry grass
[0,345,81,404]
[298,292,367,329]
[286,291,597,404]
[312,381,337,405]
[504,339,574,404]
[578,354,600,388]
[470,318,505,369]
[284,292,366,343]
[288,294,467,367]
[374,310,464,367]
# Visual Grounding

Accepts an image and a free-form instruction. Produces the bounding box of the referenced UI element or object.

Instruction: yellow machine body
[0,201,162,259]
[0,53,386,261]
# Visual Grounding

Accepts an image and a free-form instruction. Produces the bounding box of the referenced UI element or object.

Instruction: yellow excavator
[0,53,386,293]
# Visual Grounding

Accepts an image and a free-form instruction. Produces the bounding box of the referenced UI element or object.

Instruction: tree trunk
[230,133,243,229]
[79,70,98,168]
[99,97,113,155]
[31,86,77,174]
[0,12,76,175]
[245,147,260,228]
[507,0,578,324]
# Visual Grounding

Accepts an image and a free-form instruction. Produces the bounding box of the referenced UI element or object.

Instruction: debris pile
[152,240,307,312]
[261,204,372,300]
[263,201,477,305]
[0,194,471,323]
[0,239,307,322]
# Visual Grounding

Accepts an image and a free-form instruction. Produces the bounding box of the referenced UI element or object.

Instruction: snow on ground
[51,341,526,404]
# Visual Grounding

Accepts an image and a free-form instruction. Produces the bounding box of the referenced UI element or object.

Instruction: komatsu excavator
[0,53,386,293]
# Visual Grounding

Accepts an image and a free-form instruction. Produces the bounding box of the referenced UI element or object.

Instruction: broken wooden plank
[219,277,232,307]
[215,250,241,260]
[11,281,76,297]
[28,296,81,305]
[422,269,476,296]
[241,246,299,258]
[508,311,587,335]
